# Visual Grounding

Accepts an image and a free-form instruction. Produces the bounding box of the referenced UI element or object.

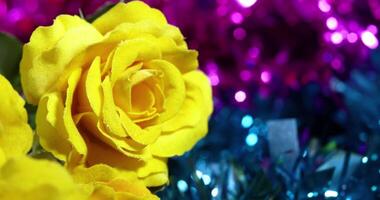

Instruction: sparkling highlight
[236,0,257,8]
[235,90,247,102]
[326,17,338,30]
[241,115,254,128]
[361,31,379,49]
[246,133,258,146]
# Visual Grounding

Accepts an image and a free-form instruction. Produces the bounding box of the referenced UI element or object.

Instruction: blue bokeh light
[362,156,368,164]
[177,180,188,192]
[245,133,258,146]
[241,115,254,128]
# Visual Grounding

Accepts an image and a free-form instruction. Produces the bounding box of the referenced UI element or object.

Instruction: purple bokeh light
[347,32,358,43]
[233,27,246,40]
[230,12,243,24]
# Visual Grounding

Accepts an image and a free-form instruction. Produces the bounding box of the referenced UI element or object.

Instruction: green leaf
[0,32,22,81]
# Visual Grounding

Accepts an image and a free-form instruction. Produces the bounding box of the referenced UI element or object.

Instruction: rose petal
[144,60,186,122]
[85,57,103,116]
[150,71,213,157]
[0,75,33,159]
[84,131,168,187]
[36,92,71,161]
[117,108,161,145]
[0,156,87,199]
[113,63,143,112]
[72,164,159,200]
[111,37,161,82]
[111,21,186,47]
[104,22,197,74]
[21,15,102,104]
[101,76,127,137]
[77,112,148,158]
[63,69,88,163]
[92,2,167,34]
[157,37,199,73]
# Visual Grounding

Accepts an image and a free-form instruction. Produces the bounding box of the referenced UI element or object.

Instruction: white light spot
[318,0,331,13]
[361,31,379,49]
[236,0,257,8]
[211,187,219,197]
[202,174,211,185]
[324,190,338,198]
[196,170,203,179]
[235,90,247,102]
[331,32,344,44]
[326,17,338,30]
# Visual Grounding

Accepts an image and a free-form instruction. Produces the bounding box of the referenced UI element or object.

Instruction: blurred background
[1,0,380,199]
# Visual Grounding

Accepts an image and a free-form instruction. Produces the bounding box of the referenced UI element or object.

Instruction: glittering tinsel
[157,48,380,199]
[158,106,380,199]
[1,0,380,199]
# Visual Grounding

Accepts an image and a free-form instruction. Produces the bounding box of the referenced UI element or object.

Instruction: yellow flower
[0,74,156,199]
[0,156,88,200]
[0,74,33,165]
[20,1,213,187]
[0,156,158,200]
[73,164,159,200]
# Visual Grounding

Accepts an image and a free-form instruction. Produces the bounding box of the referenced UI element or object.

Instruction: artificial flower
[0,156,87,200]
[73,164,159,200]
[20,1,213,187]
[0,74,33,165]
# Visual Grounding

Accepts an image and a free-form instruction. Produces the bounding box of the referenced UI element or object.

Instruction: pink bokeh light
[367,24,378,34]
[326,17,338,30]
[240,70,252,82]
[248,47,260,59]
[260,71,272,83]
[347,32,358,43]
[318,0,331,13]
[235,90,247,102]
[208,73,220,86]
[331,32,344,44]
[361,30,379,49]
[231,12,243,24]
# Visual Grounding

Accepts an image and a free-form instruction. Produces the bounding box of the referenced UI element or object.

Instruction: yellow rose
[0,156,158,200]
[73,164,159,200]
[0,156,87,200]
[20,1,213,187]
[0,74,33,165]
[0,74,156,199]
[0,75,84,199]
